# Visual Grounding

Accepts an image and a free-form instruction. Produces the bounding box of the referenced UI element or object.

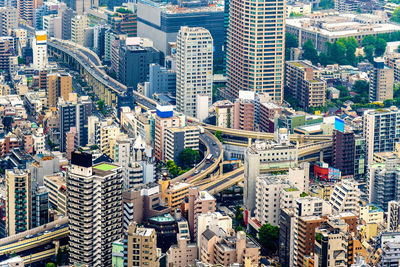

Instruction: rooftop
[93,163,118,171]
[150,213,175,222]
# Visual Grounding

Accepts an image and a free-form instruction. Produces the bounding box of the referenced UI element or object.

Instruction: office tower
[363,107,400,165]
[148,63,176,97]
[176,26,213,118]
[137,1,224,64]
[368,159,400,211]
[164,126,200,162]
[154,105,184,162]
[285,60,326,109]
[279,208,296,267]
[43,14,62,38]
[93,25,109,58]
[118,40,161,89]
[354,137,366,181]
[59,103,76,152]
[123,222,160,267]
[68,152,123,266]
[226,0,285,100]
[32,31,47,70]
[369,57,394,102]
[388,200,400,231]
[59,100,91,152]
[34,1,59,30]
[48,73,73,107]
[71,15,88,46]
[332,129,355,177]
[5,169,32,236]
[17,0,34,26]
[31,185,49,228]
[108,9,137,37]
[0,7,17,37]
[329,179,361,214]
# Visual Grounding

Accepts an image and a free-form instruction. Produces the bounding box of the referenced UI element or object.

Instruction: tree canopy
[179,148,201,169]
[285,32,298,59]
[258,223,280,251]
[392,6,400,23]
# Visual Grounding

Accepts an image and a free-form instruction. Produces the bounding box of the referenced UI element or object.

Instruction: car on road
[194,170,199,174]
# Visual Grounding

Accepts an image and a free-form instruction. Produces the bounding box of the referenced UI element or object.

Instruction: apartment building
[176,26,213,118]
[363,107,400,165]
[254,175,300,226]
[67,152,123,266]
[123,222,160,267]
[285,60,326,109]
[0,7,17,36]
[332,129,355,177]
[360,203,384,225]
[199,230,260,266]
[5,169,32,236]
[187,188,216,241]
[330,179,361,215]
[160,180,191,209]
[369,58,394,102]
[71,15,88,46]
[388,200,400,231]
[47,73,72,107]
[43,174,67,214]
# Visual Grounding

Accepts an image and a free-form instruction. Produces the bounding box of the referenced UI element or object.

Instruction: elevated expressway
[0,217,68,264]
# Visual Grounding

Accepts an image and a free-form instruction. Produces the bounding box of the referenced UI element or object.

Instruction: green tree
[258,223,279,251]
[303,39,319,65]
[392,6,400,23]
[214,130,223,142]
[46,263,56,267]
[336,85,349,97]
[364,45,374,62]
[318,0,334,9]
[362,35,377,47]
[375,38,387,57]
[179,148,201,169]
[56,247,63,266]
[300,192,309,197]
[352,80,369,104]
[285,32,298,59]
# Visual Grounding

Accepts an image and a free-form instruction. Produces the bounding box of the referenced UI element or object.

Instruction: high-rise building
[17,0,34,26]
[285,60,326,109]
[0,7,17,36]
[31,185,49,228]
[233,96,256,131]
[123,222,160,267]
[5,169,32,236]
[71,15,89,46]
[47,73,73,107]
[369,57,394,102]
[67,152,123,266]
[368,159,400,211]
[226,0,285,100]
[61,7,76,40]
[332,129,355,177]
[118,40,161,89]
[363,107,400,164]
[32,31,48,70]
[0,37,16,73]
[176,26,213,118]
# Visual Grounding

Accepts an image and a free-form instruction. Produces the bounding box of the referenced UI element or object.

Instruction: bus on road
[206,154,214,163]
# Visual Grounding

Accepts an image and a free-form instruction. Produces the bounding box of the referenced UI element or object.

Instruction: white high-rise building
[32,31,47,70]
[67,152,123,266]
[363,107,400,165]
[176,26,213,118]
[388,200,400,231]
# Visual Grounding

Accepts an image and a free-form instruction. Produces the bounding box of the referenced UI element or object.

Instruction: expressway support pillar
[220,163,224,175]
[320,150,324,161]
[248,138,252,146]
